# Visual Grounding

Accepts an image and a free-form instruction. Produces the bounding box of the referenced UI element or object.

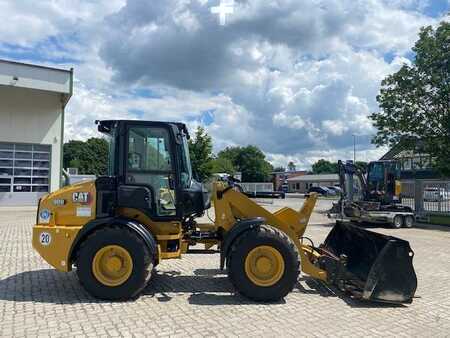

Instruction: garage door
[0,142,51,206]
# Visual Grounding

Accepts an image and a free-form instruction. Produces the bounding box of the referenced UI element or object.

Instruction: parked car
[308,186,335,196]
[327,186,342,194]
[423,187,450,202]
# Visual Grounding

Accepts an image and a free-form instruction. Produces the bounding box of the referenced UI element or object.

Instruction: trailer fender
[69,217,158,265]
[220,217,265,270]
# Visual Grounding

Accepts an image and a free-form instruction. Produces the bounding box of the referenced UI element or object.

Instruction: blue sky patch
[131,88,163,99]
[128,109,145,118]
[422,0,449,17]
[200,110,215,125]
[0,35,80,65]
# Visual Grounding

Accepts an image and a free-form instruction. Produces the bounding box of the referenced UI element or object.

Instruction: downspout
[59,67,74,189]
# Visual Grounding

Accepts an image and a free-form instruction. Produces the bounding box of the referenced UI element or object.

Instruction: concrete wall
[0,86,63,192]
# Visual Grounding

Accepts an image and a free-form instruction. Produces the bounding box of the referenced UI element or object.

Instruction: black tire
[227,225,299,302]
[403,215,414,228]
[76,226,154,301]
[392,215,403,229]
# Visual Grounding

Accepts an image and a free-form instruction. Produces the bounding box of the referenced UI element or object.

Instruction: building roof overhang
[0,59,73,107]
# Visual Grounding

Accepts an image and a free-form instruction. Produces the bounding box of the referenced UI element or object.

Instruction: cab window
[126,127,176,216]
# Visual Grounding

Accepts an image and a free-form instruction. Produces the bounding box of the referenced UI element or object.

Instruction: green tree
[188,126,214,181]
[63,137,109,175]
[63,140,84,170]
[217,146,240,165]
[287,161,296,171]
[85,138,109,175]
[218,146,273,182]
[370,21,450,176]
[211,156,236,175]
[312,159,338,174]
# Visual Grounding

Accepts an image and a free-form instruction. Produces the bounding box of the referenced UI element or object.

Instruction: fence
[239,182,274,194]
[401,179,450,222]
[239,182,274,205]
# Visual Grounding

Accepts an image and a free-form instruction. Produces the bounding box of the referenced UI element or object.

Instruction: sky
[0,0,448,169]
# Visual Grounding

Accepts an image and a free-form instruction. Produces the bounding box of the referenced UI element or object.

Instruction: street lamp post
[353,134,356,163]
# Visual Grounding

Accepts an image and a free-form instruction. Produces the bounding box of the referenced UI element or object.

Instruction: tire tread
[227,224,300,301]
[75,225,153,300]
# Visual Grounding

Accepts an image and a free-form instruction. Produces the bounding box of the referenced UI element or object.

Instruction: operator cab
[96,120,210,221]
[366,160,401,204]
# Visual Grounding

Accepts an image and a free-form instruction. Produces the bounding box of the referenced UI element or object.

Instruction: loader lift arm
[206,187,326,281]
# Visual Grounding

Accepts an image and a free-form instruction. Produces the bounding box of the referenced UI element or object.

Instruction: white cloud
[2,0,445,169]
[0,0,125,46]
[267,146,389,170]
[92,0,441,166]
[322,120,348,136]
[273,112,306,130]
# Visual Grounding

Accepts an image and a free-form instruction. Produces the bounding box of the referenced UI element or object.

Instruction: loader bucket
[322,222,417,304]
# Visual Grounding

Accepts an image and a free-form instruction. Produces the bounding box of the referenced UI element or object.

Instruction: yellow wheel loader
[32,120,417,303]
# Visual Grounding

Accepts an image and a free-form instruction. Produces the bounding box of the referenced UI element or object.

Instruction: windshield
[180,133,192,188]
[368,162,384,183]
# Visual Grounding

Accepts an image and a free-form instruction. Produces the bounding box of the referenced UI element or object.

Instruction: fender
[69,216,158,264]
[219,217,265,270]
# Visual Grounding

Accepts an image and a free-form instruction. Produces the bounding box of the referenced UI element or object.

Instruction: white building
[0,59,73,206]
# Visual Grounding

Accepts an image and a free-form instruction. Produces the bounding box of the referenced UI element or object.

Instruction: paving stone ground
[0,198,449,337]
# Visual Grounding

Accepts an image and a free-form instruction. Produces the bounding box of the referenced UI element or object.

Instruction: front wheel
[76,226,154,300]
[392,215,403,229]
[227,225,299,302]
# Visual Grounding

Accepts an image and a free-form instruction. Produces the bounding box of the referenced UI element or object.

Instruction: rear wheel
[392,215,403,229]
[227,225,299,302]
[403,215,414,228]
[76,226,154,300]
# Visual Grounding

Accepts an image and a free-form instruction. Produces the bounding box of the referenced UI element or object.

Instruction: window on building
[0,142,51,193]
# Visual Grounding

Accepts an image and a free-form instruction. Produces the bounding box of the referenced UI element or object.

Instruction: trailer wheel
[76,226,154,300]
[227,225,299,302]
[392,215,403,229]
[403,215,414,228]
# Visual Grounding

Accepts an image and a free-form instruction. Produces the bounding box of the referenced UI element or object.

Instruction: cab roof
[95,120,190,138]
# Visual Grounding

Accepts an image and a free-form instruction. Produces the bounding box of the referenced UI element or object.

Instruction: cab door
[121,124,178,219]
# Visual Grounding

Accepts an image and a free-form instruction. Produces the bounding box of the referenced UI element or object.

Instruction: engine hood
[37,180,97,227]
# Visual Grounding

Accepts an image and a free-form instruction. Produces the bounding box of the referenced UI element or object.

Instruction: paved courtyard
[0,198,449,337]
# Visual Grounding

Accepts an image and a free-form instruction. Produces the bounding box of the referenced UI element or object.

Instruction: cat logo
[72,192,90,204]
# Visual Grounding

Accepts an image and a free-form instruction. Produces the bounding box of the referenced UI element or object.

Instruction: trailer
[329,160,416,228]
[331,201,415,228]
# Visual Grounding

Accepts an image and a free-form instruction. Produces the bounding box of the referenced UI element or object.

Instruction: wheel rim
[405,216,413,227]
[92,245,133,287]
[244,245,285,287]
[394,216,402,228]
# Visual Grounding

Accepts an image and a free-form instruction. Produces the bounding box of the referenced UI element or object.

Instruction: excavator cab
[366,161,402,204]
